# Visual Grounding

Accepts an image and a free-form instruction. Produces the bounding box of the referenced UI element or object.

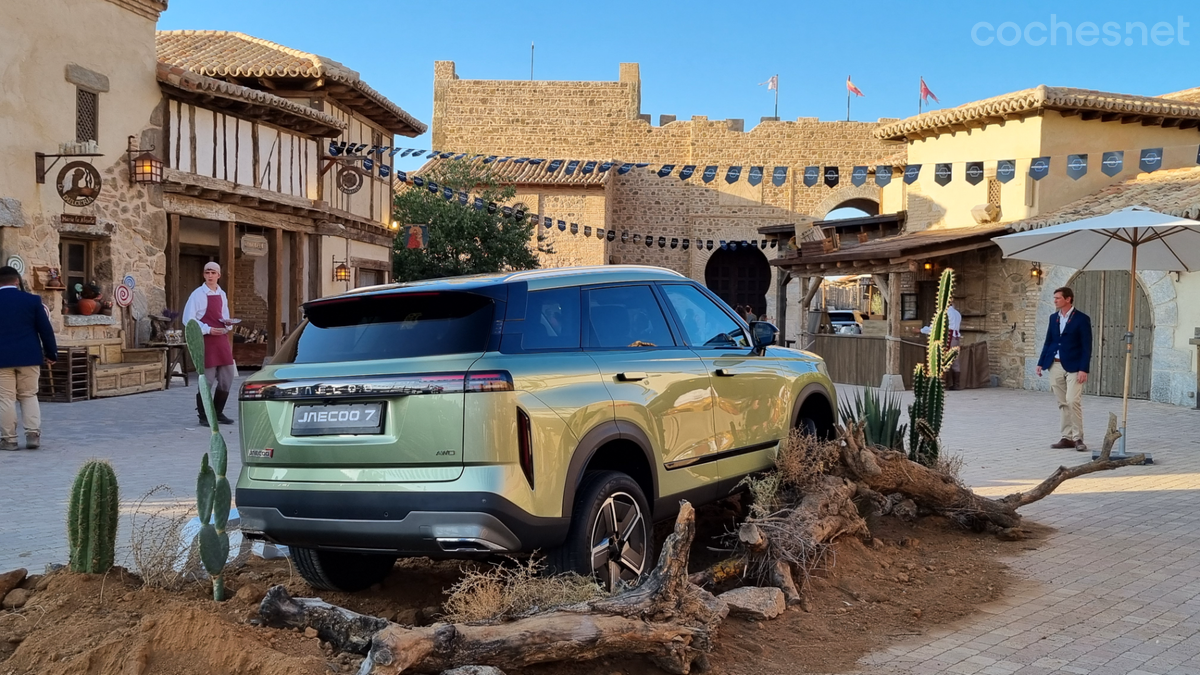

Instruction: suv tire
[549,471,651,591]
[291,547,397,592]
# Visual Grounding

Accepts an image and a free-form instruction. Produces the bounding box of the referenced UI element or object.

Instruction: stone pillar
[219,221,236,315]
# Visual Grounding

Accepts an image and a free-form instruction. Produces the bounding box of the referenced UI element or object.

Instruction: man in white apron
[182,262,236,425]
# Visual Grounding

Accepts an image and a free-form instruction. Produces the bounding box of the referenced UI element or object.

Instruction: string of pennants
[333,140,1199,190]
[395,167,782,254]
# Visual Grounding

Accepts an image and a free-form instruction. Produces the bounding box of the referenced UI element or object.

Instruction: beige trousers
[0,366,41,442]
[1049,361,1084,442]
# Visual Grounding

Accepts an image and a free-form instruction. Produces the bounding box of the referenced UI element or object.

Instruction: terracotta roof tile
[156,62,345,136]
[414,157,613,187]
[876,85,1200,140]
[156,30,425,136]
[1160,86,1200,103]
[1010,166,1200,231]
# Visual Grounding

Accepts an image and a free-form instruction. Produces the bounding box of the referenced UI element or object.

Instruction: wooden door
[1067,271,1152,399]
[704,246,772,317]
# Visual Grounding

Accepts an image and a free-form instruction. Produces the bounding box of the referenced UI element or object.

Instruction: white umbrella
[994,206,1200,458]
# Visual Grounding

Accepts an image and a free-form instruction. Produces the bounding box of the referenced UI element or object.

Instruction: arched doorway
[824,198,880,219]
[1068,270,1153,399]
[704,244,772,318]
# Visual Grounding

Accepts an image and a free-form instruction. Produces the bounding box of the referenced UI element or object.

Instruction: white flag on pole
[759,75,778,91]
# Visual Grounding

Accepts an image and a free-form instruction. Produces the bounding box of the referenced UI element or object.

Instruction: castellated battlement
[431,61,901,165]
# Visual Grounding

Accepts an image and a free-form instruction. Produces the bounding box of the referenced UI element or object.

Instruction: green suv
[236,266,837,591]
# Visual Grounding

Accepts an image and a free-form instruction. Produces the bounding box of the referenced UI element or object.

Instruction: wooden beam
[1120,114,1143,124]
[1059,109,1081,117]
[1080,111,1103,121]
[219,221,236,316]
[1101,113,1121,123]
[267,227,284,356]
[1141,116,1165,127]
[1162,117,1182,128]
[167,214,181,315]
[886,272,901,378]
[290,231,306,330]
[1180,119,1200,130]
[309,230,322,301]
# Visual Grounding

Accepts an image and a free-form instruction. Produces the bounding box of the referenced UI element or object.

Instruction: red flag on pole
[846,76,864,97]
[920,77,939,104]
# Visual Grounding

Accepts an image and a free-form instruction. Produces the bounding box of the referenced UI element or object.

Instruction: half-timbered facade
[155,30,425,364]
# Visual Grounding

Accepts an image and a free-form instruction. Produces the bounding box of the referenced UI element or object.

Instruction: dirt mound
[0,513,1045,675]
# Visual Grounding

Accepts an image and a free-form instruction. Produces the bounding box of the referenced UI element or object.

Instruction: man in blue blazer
[0,266,57,451]
[1036,286,1092,451]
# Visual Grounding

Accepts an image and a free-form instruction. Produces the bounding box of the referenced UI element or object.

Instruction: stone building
[0,5,425,397]
[427,61,898,339]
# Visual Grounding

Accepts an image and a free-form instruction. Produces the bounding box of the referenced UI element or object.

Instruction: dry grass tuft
[935,452,965,485]
[443,557,607,623]
[741,429,842,518]
[128,485,196,589]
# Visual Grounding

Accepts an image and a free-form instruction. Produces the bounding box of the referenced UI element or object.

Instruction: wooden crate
[38,347,90,403]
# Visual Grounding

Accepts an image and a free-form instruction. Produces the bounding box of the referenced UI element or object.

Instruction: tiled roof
[876,85,1200,140]
[155,30,426,136]
[414,157,613,187]
[156,63,345,136]
[1010,166,1200,232]
[773,224,1009,267]
[1160,87,1200,104]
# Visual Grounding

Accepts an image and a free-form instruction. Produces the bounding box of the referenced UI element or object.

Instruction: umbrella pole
[1118,245,1137,458]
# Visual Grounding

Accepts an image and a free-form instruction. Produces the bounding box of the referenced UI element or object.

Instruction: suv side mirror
[749,321,778,355]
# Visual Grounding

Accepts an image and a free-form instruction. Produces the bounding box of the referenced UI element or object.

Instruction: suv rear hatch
[239,290,502,481]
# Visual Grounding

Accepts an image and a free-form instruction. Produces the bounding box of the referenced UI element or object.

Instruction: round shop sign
[5,255,25,275]
[337,167,364,194]
[115,283,133,307]
[56,161,102,208]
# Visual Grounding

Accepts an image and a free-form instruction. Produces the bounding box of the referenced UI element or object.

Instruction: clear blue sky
[160,0,1200,170]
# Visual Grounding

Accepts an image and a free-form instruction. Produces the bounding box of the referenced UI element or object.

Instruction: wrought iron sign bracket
[319,154,368,178]
[36,152,103,184]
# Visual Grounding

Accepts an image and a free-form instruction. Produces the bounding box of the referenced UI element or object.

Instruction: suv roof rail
[505,265,686,282]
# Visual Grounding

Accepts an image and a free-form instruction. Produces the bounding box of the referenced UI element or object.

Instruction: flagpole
[919,76,923,115]
[774,74,779,119]
[846,88,851,122]
[530,42,534,80]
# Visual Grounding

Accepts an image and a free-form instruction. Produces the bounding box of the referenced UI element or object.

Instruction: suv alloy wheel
[550,471,651,591]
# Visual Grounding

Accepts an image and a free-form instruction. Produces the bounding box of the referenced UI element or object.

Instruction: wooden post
[166,214,181,312]
[267,227,283,355]
[886,271,901,377]
[219,220,236,315]
[308,232,322,301]
[290,231,306,330]
[775,270,790,341]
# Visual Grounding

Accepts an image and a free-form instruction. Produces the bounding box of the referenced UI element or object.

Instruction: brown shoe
[25,432,39,450]
[1051,438,1077,449]
[1075,441,1088,452]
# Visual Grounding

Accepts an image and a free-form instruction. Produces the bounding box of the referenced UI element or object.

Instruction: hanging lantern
[127,136,162,185]
[333,256,351,282]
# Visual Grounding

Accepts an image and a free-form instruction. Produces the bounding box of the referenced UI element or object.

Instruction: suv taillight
[517,408,534,489]
[240,380,284,400]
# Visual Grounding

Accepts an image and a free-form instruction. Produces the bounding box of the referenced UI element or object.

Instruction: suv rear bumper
[236,488,569,555]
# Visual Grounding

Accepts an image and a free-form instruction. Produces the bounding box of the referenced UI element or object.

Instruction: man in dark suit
[0,266,57,451]
[1036,286,1092,451]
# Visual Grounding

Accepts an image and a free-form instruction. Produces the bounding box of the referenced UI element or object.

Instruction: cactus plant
[908,268,958,467]
[186,319,232,601]
[67,459,120,573]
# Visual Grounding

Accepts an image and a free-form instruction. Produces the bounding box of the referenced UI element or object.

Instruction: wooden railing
[807,334,926,389]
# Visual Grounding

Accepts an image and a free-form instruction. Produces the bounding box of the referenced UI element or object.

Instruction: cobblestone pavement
[2,380,1199,673]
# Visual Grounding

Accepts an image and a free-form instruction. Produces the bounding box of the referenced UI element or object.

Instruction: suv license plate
[291,403,384,436]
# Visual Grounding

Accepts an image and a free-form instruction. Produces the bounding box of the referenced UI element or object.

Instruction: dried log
[259,586,389,654]
[263,502,726,675]
[841,413,1145,533]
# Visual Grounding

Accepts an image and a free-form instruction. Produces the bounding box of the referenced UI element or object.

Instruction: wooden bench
[76,339,167,398]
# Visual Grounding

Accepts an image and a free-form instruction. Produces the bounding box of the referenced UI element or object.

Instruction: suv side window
[660,284,749,349]
[522,287,581,350]
[584,285,676,349]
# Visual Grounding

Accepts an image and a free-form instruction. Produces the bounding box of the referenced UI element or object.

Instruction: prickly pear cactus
[908,268,958,467]
[67,459,119,573]
[186,319,232,601]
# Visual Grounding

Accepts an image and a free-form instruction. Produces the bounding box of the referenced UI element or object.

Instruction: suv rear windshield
[276,292,496,364]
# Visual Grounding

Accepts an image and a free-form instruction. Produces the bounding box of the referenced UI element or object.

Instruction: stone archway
[814,185,882,219]
[704,244,772,317]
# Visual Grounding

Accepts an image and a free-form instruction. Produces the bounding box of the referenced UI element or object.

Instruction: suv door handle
[715,368,737,377]
[617,372,647,382]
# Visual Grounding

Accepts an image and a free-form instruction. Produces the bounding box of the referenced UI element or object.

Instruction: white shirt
[946,305,962,337]
[182,284,229,335]
[1054,307,1074,359]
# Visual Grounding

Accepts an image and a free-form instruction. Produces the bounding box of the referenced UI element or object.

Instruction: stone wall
[432,60,904,318]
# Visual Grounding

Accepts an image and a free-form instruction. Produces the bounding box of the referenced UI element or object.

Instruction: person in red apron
[182,261,236,425]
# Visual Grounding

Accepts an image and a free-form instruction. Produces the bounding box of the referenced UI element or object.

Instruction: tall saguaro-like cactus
[908,268,958,467]
[67,459,119,573]
[185,319,232,601]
